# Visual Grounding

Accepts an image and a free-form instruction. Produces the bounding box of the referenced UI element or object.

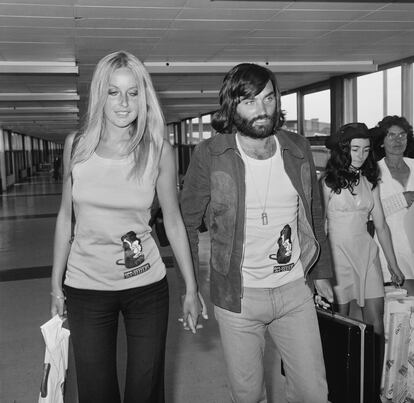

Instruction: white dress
[326,176,384,306]
[377,157,414,281]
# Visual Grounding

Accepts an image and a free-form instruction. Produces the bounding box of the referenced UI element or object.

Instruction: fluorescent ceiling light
[0,61,78,74]
[166,104,219,108]
[213,0,412,2]
[146,61,377,74]
[158,90,219,99]
[0,114,79,121]
[0,93,80,101]
[0,107,79,114]
[5,122,78,127]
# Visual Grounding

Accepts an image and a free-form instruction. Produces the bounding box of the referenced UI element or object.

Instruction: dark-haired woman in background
[373,115,414,295]
[322,123,404,400]
[323,122,403,321]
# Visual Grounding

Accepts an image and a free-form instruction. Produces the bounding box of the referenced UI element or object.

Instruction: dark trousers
[64,277,169,403]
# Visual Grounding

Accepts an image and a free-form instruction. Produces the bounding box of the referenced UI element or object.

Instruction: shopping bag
[38,315,70,403]
[380,289,414,402]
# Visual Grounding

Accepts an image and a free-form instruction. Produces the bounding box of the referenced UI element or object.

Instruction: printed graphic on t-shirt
[269,224,294,273]
[124,263,150,279]
[116,231,146,269]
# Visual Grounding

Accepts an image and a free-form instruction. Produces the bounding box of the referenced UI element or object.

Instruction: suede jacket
[181,129,332,313]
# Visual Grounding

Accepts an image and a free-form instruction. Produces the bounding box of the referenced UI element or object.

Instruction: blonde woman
[50,51,200,403]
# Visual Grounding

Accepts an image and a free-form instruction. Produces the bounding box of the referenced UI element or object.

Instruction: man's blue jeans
[214,278,328,403]
[64,277,169,403]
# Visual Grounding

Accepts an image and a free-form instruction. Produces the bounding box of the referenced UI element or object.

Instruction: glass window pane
[357,71,383,128]
[4,131,10,150]
[281,93,298,133]
[184,119,191,144]
[167,124,175,144]
[201,114,212,139]
[303,90,331,137]
[191,117,200,144]
[387,66,401,116]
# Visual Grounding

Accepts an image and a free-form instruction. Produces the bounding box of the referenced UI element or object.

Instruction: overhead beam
[146,61,377,74]
[0,93,80,101]
[0,61,78,74]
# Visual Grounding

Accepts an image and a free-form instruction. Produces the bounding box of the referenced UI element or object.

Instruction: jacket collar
[208,129,305,159]
[276,130,305,159]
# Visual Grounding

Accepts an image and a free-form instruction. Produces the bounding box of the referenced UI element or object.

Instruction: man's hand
[313,279,334,308]
[180,291,208,332]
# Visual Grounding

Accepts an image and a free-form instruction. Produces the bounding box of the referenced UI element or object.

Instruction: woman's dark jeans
[64,277,169,403]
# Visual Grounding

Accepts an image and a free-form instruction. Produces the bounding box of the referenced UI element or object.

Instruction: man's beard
[233,112,276,139]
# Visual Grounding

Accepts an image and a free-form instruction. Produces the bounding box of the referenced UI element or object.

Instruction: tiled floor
[0,171,286,403]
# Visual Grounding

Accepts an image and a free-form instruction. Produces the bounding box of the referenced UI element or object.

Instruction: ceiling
[1,0,414,142]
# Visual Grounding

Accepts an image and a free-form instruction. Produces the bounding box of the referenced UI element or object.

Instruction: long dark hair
[211,63,285,134]
[372,115,414,160]
[324,138,379,194]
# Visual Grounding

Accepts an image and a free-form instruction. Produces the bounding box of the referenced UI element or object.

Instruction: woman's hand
[50,291,67,318]
[389,265,405,286]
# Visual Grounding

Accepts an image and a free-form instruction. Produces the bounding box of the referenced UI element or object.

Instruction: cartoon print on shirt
[269,224,292,264]
[116,231,145,268]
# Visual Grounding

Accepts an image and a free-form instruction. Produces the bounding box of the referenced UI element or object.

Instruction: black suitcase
[316,308,376,403]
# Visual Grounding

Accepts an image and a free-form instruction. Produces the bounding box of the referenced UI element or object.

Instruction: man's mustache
[251,115,272,123]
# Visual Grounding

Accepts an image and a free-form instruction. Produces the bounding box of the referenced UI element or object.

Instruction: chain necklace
[244,155,273,225]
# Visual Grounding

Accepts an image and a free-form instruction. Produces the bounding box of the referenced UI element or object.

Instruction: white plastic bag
[38,315,70,403]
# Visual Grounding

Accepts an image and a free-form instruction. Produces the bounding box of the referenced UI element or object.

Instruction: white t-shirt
[237,135,303,288]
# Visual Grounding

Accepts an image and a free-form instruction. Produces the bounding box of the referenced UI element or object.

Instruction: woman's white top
[377,157,414,280]
[65,152,166,290]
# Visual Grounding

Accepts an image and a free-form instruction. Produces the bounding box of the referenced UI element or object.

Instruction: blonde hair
[70,51,165,179]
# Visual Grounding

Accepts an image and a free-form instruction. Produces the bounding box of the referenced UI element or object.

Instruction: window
[190,117,200,144]
[357,71,383,128]
[167,124,175,145]
[201,114,213,140]
[386,66,401,117]
[281,93,298,133]
[184,119,191,144]
[303,90,331,137]
[4,131,13,175]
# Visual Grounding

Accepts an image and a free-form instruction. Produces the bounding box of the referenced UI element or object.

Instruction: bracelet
[50,292,66,301]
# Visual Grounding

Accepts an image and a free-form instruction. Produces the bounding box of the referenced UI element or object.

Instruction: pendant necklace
[244,155,273,225]
[349,164,361,185]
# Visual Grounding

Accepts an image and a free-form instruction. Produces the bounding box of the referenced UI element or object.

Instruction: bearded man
[181,63,333,403]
